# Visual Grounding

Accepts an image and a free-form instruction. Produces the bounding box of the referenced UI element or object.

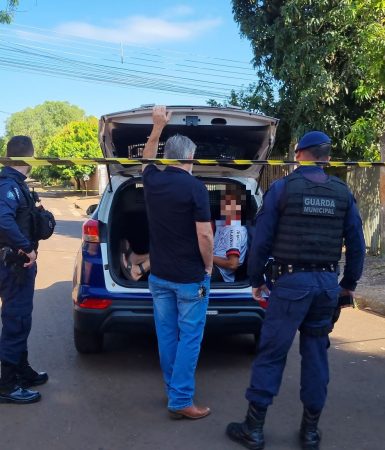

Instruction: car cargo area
[107,177,257,288]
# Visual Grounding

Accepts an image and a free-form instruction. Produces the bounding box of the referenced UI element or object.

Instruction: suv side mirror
[86,204,98,216]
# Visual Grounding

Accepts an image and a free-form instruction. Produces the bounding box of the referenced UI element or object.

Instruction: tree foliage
[41,118,102,189]
[0,135,5,156]
[5,101,86,156]
[0,1,19,24]
[231,0,385,159]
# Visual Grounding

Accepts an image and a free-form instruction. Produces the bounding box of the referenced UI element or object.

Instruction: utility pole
[380,132,385,255]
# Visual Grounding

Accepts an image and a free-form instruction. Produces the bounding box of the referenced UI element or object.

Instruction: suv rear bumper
[74,302,265,335]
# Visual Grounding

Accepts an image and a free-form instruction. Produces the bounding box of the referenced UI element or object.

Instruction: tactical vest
[271,171,350,265]
[0,174,36,248]
[15,183,36,246]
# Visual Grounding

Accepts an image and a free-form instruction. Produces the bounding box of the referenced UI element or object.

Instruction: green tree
[0,135,6,156]
[5,101,86,155]
[0,0,19,23]
[344,0,385,159]
[42,118,102,190]
[231,0,385,159]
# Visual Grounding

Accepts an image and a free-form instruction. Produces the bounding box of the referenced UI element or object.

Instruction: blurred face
[25,145,34,176]
[221,194,242,221]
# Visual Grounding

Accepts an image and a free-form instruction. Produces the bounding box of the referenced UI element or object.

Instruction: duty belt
[275,263,338,275]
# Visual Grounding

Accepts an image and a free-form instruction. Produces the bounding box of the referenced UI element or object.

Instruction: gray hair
[164,134,196,159]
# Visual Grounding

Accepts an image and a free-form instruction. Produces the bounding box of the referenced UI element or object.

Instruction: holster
[0,247,29,285]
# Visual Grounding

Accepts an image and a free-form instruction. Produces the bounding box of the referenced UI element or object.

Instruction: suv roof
[99,105,279,178]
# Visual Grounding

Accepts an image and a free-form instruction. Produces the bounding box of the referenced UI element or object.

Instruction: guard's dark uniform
[226,132,366,450]
[246,166,365,410]
[0,166,37,366]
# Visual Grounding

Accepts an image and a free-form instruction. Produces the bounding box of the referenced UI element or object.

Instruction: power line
[11,23,255,67]
[0,28,257,80]
[0,46,232,95]
[0,43,231,99]
[0,40,250,90]
[0,23,258,100]
[4,25,257,78]
[0,40,254,98]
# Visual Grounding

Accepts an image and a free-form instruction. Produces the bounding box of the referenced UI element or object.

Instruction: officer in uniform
[226,131,365,450]
[0,136,48,404]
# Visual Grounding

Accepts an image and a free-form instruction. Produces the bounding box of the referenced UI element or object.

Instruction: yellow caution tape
[36,189,99,192]
[0,157,383,167]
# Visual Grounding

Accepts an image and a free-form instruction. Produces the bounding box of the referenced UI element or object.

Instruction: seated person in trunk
[120,239,150,281]
[120,186,248,283]
[211,186,248,282]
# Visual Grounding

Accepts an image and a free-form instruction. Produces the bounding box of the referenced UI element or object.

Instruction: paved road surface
[0,197,384,450]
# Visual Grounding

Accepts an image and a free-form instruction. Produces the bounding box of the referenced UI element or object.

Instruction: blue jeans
[246,271,339,412]
[149,273,210,410]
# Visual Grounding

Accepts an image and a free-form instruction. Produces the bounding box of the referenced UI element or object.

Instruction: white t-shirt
[214,220,248,282]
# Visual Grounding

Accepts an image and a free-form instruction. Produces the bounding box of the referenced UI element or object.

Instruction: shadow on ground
[53,219,83,240]
[25,280,385,450]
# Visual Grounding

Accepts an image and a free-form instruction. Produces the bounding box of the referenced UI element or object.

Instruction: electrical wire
[0,44,231,98]
[11,23,255,67]
[0,23,258,99]
[0,28,257,80]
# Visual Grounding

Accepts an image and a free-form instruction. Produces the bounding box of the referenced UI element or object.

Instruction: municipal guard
[0,136,48,404]
[226,131,365,450]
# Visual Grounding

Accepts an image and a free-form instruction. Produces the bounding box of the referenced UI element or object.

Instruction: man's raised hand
[152,105,172,129]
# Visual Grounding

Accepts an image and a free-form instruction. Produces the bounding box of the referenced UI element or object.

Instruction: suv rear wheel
[74,328,104,353]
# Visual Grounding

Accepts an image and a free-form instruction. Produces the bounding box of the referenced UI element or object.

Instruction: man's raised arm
[142,105,172,171]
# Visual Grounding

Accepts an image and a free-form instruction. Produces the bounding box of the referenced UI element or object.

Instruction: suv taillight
[82,219,100,243]
[78,298,112,309]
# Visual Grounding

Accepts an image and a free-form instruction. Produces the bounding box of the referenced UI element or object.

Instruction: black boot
[299,408,322,450]
[0,360,41,404]
[226,403,267,450]
[17,351,48,388]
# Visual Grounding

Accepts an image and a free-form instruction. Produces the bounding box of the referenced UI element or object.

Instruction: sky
[0,0,257,135]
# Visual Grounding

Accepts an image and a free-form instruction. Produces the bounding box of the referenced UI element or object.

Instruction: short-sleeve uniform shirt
[214,220,248,282]
[143,165,211,283]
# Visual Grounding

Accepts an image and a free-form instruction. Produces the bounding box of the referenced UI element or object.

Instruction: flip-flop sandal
[138,263,149,281]
[138,263,146,277]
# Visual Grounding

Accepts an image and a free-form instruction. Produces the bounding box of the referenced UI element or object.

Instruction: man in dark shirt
[226,131,365,450]
[142,106,213,420]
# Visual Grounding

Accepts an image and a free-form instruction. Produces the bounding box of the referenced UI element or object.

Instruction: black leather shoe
[18,371,48,388]
[17,352,48,388]
[300,429,322,450]
[299,408,322,450]
[226,403,267,450]
[0,386,41,404]
[227,422,265,450]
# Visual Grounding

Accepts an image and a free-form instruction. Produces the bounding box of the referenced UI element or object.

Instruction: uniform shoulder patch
[6,190,16,201]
